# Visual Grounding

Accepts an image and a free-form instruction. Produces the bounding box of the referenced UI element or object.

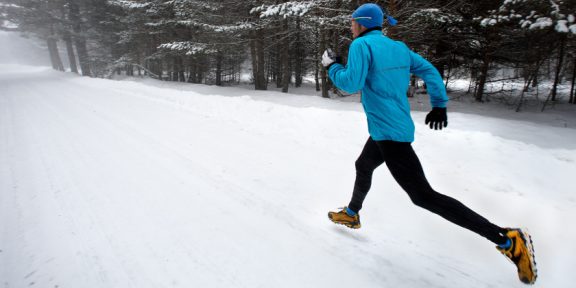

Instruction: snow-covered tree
[3,0,574,104]
[479,0,576,102]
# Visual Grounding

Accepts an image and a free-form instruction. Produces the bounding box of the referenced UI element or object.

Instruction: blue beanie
[352,3,383,29]
[352,3,398,28]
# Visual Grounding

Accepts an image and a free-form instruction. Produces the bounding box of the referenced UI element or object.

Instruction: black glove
[425,107,448,130]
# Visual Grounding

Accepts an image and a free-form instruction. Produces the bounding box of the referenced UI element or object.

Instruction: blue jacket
[328,30,448,142]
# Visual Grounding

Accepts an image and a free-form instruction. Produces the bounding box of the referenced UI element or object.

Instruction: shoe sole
[517,228,538,285]
[328,213,361,229]
[502,228,538,285]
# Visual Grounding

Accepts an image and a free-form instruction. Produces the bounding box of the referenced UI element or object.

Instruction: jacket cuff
[326,62,339,71]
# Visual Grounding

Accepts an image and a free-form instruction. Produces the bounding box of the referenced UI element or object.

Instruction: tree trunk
[294,17,303,88]
[137,53,142,76]
[267,52,274,85]
[178,59,185,82]
[195,60,203,83]
[526,59,543,92]
[215,51,223,86]
[256,31,266,90]
[315,27,321,92]
[63,30,78,73]
[467,62,476,94]
[570,55,576,104]
[281,19,291,93]
[551,35,566,102]
[315,62,320,91]
[434,39,449,79]
[171,58,177,81]
[250,36,258,85]
[251,30,267,90]
[475,53,491,102]
[189,60,196,83]
[68,1,92,77]
[275,46,282,88]
[320,29,329,98]
[46,37,65,72]
[444,52,456,90]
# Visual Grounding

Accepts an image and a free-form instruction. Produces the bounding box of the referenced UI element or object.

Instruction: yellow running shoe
[328,207,361,229]
[496,228,538,285]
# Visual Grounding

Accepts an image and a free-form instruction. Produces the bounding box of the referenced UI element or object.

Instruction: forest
[1,0,575,105]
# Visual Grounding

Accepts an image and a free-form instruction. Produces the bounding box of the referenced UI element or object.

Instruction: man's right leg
[347,137,385,213]
[329,137,384,228]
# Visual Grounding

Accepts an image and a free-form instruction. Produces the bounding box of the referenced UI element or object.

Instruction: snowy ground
[1,32,576,287]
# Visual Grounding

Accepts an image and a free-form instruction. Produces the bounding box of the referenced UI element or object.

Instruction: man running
[323,3,537,285]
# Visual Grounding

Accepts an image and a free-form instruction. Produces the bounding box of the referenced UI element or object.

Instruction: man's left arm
[409,50,449,130]
[408,50,448,108]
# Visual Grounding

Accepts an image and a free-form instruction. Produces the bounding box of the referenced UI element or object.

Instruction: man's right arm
[328,41,371,94]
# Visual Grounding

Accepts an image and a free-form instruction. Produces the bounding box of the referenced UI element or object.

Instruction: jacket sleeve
[327,40,370,94]
[409,50,448,108]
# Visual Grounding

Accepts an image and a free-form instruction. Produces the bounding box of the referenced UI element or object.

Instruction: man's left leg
[377,140,507,245]
[378,140,537,284]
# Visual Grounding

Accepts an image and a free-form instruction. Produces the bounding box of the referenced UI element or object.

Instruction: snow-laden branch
[0,3,23,9]
[107,0,151,10]
[175,20,253,32]
[145,19,253,32]
[251,1,316,19]
[157,41,217,55]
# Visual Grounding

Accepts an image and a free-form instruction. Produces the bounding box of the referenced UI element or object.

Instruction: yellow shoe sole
[328,212,361,229]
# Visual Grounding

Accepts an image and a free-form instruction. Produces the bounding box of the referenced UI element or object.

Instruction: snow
[549,0,561,15]
[529,17,553,30]
[1,20,17,29]
[488,1,576,34]
[411,9,463,24]
[520,19,533,28]
[481,18,498,26]
[175,20,253,32]
[555,20,569,33]
[157,41,216,55]
[503,0,524,5]
[251,2,315,18]
[107,0,151,10]
[570,24,576,34]
[2,32,576,288]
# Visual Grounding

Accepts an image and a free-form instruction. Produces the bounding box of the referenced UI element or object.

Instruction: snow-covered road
[1,65,575,288]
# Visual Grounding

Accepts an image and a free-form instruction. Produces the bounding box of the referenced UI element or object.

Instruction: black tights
[348,138,507,245]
